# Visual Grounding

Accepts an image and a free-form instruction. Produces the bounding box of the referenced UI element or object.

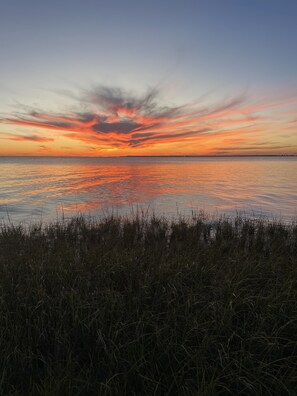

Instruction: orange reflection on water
[0,157,297,223]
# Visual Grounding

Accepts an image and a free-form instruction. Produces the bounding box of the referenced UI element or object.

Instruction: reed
[0,214,296,395]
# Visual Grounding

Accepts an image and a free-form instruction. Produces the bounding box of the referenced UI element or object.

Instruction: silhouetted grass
[0,214,296,395]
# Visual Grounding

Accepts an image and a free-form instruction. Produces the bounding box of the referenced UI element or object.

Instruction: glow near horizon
[0,0,297,156]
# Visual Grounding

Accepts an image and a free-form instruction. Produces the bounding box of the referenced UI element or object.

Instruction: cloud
[1,85,297,152]
[214,145,293,153]
[0,133,54,142]
[39,145,48,151]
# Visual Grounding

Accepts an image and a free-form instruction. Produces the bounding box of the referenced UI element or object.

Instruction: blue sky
[1,0,297,155]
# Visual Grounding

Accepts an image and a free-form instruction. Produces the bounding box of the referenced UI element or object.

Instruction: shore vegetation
[0,213,296,395]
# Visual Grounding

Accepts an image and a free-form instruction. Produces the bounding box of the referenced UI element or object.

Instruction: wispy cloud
[1,85,296,153]
[0,133,54,142]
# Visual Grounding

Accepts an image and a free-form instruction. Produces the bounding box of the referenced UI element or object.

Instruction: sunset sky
[1,0,297,156]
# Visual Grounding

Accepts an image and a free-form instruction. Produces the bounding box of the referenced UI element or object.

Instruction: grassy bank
[0,214,296,395]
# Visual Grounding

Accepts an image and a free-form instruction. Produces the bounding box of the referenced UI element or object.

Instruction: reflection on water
[0,156,296,223]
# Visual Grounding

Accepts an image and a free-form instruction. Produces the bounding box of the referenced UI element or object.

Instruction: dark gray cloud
[92,120,140,134]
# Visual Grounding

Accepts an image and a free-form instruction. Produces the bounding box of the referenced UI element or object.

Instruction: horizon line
[0,154,296,158]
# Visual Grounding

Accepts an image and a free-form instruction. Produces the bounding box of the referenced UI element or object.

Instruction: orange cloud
[1,86,297,155]
[0,133,54,142]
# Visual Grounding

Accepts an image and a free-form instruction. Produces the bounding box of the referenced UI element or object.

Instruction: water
[0,156,296,224]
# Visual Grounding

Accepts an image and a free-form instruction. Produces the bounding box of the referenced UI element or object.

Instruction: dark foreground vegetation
[0,214,296,395]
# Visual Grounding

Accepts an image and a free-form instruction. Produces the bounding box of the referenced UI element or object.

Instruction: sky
[0,0,297,156]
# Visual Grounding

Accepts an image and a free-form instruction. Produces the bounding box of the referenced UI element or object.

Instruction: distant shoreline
[0,154,296,159]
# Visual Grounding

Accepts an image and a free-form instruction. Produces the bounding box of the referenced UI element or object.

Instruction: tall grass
[0,214,296,395]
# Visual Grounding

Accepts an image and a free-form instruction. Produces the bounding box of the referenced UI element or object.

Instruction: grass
[0,213,296,395]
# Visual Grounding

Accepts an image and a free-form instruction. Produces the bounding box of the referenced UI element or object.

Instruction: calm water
[0,156,296,224]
